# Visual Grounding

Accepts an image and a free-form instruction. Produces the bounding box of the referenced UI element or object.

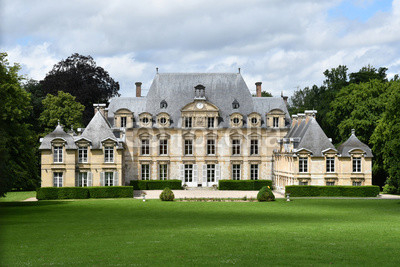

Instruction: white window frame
[352,181,362,186]
[105,172,114,186]
[207,164,216,182]
[326,157,335,173]
[299,157,308,173]
[232,164,241,180]
[232,139,241,155]
[207,117,215,128]
[159,139,168,155]
[78,147,88,163]
[53,172,63,187]
[78,172,88,187]
[104,146,114,163]
[250,164,259,180]
[273,117,279,128]
[326,181,335,186]
[141,139,150,155]
[121,116,127,127]
[184,139,193,155]
[159,164,168,180]
[299,181,308,185]
[207,139,216,155]
[53,146,63,163]
[184,164,193,183]
[353,157,361,173]
[184,117,192,128]
[141,164,150,180]
[250,139,259,155]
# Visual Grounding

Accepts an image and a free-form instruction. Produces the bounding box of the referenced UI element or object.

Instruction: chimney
[93,103,106,116]
[135,82,142,97]
[281,91,288,105]
[297,113,305,125]
[255,82,262,97]
[291,114,298,127]
[304,110,317,123]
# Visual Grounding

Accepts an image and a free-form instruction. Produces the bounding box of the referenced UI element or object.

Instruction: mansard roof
[337,132,373,158]
[80,111,120,149]
[107,73,290,128]
[39,124,77,150]
[287,117,336,157]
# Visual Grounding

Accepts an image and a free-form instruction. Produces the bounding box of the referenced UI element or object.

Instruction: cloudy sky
[1,0,399,97]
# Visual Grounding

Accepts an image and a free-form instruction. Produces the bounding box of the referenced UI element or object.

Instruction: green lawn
[0,191,36,202]
[1,199,400,266]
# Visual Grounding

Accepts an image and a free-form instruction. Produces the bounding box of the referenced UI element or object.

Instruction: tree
[370,80,400,193]
[39,91,85,135]
[349,65,388,84]
[0,53,39,196]
[252,91,273,97]
[24,79,46,134]
[40,53,120,124]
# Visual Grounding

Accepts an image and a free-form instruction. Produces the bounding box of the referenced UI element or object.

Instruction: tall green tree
[349,65,387,84]
[370,80,400,193]
[0,53,39,196]
[24,79,45,134]
[40,53,120,124]
[39,91,85,135]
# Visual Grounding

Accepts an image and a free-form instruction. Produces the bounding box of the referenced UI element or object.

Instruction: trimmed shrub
[37,187,59,200]
[218,180,273,191]
[285,185,380,197]
[88,186,133,198]
[159,187,175,201]
[382,184,397,194]
[257,186,275,202]
[57,187,89,199]
[130,180,182,190]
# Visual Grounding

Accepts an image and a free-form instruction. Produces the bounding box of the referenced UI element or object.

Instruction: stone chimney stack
[135,82,142,97]
[304,110,317,123]
[291,114,298,127]
[93,103,107,116]
[255,82,262,97]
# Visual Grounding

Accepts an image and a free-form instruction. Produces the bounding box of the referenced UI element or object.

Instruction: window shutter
[88,172,93,187]
[202,164,207,183]
[113,171,119,186]
[100,172,105,186]
[193,164,198,183]
[216,164,221,181]
[75,172,79,187]
[180,164,184,181]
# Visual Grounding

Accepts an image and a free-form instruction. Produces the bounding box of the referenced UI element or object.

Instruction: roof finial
[57,119,60,126]
[238,67,241,74]
[156,67,159,74]
[351,129,355,135]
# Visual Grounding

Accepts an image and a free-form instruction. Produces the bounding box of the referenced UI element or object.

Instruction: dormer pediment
[181,100,219,113]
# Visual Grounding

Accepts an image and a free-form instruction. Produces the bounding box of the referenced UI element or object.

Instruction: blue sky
[1,0,399,97]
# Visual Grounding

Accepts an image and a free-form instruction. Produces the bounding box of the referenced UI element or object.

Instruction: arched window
[160,100,168,109]
[232,99,240,109]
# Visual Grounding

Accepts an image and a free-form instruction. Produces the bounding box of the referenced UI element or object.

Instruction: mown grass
[0,191,36,202]
[1,199,400,266]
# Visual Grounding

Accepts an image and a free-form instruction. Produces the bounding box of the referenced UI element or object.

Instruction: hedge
[130,180,182,190]
[285,185,380,197]
[218,180,273,190]
[37,187,89,200]
[36,186,133,200]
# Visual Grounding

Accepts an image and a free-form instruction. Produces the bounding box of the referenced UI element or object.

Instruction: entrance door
[202,164,220,187]
[181,164,198,187]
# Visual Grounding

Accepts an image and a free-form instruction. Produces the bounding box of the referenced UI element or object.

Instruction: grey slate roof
[39,125,77,150]
[286,117,336,157]
[337,133,373,157]
[107,73,290,128]
[78,111,120,149]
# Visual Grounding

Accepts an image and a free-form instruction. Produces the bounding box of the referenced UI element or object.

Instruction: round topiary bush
[160,187,175,201]
[257,186,275,202]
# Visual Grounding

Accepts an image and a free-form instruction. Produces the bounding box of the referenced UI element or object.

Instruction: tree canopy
[39,91,85,135]
[40,53,120,124]
[0,53,39,196]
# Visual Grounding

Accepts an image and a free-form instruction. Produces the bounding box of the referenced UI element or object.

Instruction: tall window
[184,117,192,128]
[53,172,63,187]
[159,164,168,180]
[105,172,114,186]
[78,172,88,187]
[104,146,114,163]
[232,164,241,180]
[207,164,216,182]
[250,139,259,155]
[273,117,279,128]
[78,147,88,163]
[141,164,150,180]
[207,117,215,128]
[299,157,308,173]
[353,157,361,173]
[353,181,362,186]
[250,164,259,180]
[184,140,193,155]
[232,139,241,155]
[326,181,335,186]
[53,146,63,163]
[159,139,168,155]
[141,139,150,155]
[326,157,335,173]
[207,139,216,155]
[184,164,193,183]
[121,116,127,127]
[299,181,308,185]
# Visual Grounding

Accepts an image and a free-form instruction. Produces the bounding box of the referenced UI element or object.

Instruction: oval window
[233,118,240,124]
[251,117,258,124]
[142,117,149,124]
[160,117,167,124]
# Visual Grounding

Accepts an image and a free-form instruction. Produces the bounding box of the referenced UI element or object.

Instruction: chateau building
[39,72,372,188]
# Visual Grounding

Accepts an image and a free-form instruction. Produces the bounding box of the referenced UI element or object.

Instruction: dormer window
[160,100,168,109]
[139,113,152,127]
[194,84,206,99]
[121,117,127,127]
[232,99,240,109]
